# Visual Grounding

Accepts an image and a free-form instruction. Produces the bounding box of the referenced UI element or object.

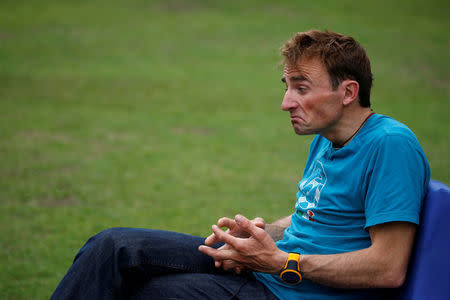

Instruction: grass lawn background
[1,0,449,298]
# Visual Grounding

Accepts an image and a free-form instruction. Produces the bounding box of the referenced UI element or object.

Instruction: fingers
[213,257,246,274]
[204,232,219,246]
[217,260,246,274]
[205,217,236,246]
[211,225,240,248]
[215,216,265,232]
[201,214,271,275]
[253,217,265,229]
[204,214,266,248]
[233,266,246,275]
[221,259,245,273]
[220,259,236,270]
[199,224,243,260]
[217,217,236,229]
[235,215,266,241]
[198,245,235,261]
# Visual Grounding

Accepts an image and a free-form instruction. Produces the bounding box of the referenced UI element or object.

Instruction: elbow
[373,249,410,288]
[385,274,406,289]
[379,268,407,288]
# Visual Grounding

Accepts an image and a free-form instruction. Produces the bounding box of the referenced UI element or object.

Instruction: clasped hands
[198,214,287,275]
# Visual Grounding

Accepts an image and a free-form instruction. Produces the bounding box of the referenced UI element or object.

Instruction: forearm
[265,215,291,241]
[300,249,397,288]
[300,222,415,289]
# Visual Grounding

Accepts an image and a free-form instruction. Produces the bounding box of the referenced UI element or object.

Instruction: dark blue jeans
[51,228,278,300]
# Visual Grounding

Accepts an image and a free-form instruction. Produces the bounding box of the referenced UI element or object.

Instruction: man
[51,30,430,300]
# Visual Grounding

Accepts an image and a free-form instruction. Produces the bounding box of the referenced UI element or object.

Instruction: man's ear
[341,80,359,106]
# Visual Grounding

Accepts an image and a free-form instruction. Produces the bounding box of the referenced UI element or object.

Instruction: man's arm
[264,215,291,241]
[300,221,415,288]
[199,215,416,289]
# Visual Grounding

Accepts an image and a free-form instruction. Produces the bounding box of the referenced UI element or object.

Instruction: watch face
[281,270,301,284]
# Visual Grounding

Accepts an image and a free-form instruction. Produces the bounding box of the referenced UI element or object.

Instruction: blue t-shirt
[254,114,430,300]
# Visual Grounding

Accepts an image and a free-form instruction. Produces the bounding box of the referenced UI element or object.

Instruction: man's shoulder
[363,114,420,145]
[359,115,429,173]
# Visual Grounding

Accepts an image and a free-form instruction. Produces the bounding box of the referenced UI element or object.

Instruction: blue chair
[397,180,450,299]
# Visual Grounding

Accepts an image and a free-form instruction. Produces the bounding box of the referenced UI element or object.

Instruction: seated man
[51,30,430,300]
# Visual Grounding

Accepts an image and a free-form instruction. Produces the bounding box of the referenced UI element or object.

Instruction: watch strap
[280,252,302,284]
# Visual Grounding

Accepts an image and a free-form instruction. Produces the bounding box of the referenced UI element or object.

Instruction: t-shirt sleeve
[364,134,430,229]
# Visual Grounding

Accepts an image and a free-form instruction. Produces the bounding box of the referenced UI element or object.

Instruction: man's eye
[298,87,307,93]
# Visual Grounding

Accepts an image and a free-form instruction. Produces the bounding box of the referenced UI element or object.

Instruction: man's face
[281,57,345,136]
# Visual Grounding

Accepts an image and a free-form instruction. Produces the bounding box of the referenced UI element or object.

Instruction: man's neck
[322,108,373,147]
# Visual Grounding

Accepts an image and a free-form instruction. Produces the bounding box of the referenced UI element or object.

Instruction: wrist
[273,251,289,274]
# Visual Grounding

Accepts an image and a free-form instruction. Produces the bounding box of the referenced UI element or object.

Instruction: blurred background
[1,0,449,298]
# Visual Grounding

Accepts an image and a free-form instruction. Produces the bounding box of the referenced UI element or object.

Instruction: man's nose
[281,91,297,111]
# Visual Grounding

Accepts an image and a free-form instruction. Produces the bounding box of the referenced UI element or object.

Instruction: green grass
[1,0,449,298]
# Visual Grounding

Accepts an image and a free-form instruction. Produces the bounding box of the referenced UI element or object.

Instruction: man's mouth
[290,115,302,122]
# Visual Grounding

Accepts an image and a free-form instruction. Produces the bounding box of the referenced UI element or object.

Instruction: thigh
[52,228,225,300]
[89,227,224,275]
[130,272,279,300]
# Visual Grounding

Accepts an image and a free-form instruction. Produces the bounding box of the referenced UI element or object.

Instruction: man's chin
[293,127,312,136]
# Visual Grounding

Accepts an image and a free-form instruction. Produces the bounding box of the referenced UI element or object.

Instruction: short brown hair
[281,30,373,107]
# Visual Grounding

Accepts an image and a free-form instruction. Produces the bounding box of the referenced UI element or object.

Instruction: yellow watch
[280,252,302,285]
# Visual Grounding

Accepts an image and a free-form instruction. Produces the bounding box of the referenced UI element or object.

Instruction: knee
[91,227,127,245]
[75,228,127,260]
[80,227,127,254]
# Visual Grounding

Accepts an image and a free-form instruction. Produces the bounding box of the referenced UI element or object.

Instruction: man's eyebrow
[281,75,311,84]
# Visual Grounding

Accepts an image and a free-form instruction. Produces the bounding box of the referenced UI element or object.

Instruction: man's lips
[290,115,303,122]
